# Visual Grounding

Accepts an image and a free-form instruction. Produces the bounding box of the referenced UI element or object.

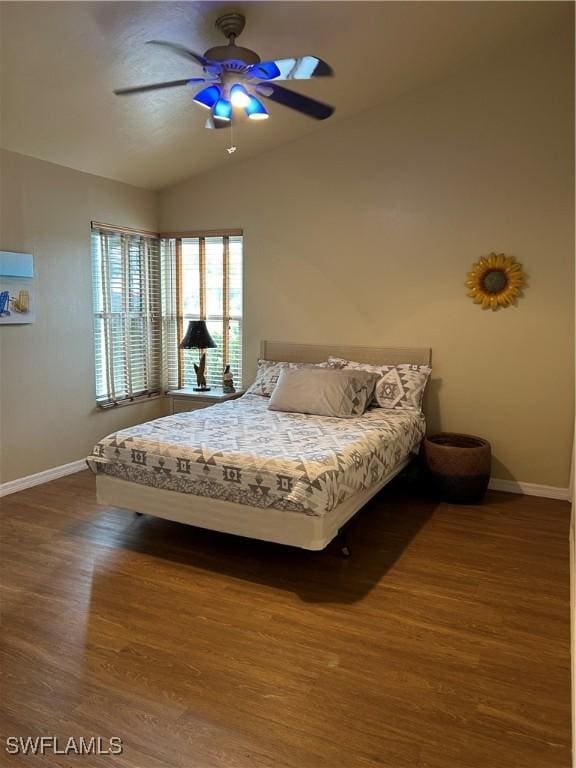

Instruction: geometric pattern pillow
[328,357,431,410]
[340,372,380,415]
[373,364,431,410]
[328,357,383,375]
[246,359,342,397]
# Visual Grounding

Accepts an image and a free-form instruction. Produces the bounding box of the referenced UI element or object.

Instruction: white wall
[159,24,574,489]
[0,150,168,484]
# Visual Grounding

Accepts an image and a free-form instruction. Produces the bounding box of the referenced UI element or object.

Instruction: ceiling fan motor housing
[203,44,260,67]
[204,13,261,68]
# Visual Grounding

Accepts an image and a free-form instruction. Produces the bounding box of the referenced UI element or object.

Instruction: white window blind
[91,227,162,407]
[161,234,243,390]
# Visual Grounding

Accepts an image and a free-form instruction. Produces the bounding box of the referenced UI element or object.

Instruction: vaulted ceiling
[0,1,569,190]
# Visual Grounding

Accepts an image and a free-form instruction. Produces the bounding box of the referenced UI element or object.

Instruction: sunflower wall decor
[465,253,526,311]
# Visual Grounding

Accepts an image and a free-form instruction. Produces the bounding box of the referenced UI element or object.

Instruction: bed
[89,341,431,551]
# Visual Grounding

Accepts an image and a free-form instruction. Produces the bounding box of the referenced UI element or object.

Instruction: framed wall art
[0,251,35,325]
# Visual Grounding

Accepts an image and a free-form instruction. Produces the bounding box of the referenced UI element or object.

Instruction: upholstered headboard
[259,341,431,367]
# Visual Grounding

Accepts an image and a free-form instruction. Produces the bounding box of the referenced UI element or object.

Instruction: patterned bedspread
[87,394,425,516]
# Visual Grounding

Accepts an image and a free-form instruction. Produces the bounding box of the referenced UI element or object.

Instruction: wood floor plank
[0,472,570,767]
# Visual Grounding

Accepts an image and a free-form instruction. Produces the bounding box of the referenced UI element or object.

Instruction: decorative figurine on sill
[194,356,208,391]
[223,365,235,394]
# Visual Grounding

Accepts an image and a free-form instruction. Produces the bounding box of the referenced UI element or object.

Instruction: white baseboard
[489,477,570,501]
[0,459,87,498]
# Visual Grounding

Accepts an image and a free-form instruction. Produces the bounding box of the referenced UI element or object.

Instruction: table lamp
[179,320,217,391]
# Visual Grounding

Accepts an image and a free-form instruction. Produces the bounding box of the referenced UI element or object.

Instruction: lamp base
[193,386,211,392]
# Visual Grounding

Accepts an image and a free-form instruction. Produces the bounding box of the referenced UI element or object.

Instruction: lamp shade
[179,320,217,350]
[245,95,269,120]
[212,98,232,121]
[193,85,221,110]
[230,84,250,108]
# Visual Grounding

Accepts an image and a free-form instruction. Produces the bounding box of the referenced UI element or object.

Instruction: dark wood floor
[0,471,570,767]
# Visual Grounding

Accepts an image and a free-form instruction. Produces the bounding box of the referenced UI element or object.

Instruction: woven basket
[422,433,491,504]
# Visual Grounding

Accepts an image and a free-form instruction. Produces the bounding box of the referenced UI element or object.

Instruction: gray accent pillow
[268,368,379,418]
[246,359,342,397]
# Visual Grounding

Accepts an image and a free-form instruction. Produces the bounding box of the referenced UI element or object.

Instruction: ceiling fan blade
[256,83,334,120]
[250,56,333,81]
[146,40,209,68]
[114,78,206,96]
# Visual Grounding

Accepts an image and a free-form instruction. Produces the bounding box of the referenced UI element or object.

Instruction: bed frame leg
[340,543,352,558]
[334,527,352,558]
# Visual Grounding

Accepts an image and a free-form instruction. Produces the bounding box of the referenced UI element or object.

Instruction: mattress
[87,394,425,516]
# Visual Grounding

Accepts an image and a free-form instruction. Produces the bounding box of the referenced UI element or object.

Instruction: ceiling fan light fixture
[193,85,221,109]
[230,84,251,108]
[245,95,269,120]
[213,98,233,121]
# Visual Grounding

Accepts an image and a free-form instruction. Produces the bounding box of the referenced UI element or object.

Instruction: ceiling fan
[114,12,335,129]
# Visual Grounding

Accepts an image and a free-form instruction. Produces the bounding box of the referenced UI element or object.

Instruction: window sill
[96,393,166,410]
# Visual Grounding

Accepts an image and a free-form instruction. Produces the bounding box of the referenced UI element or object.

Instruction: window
[91,226,242,406]
[91,225,162,407]
[161,233,243,390]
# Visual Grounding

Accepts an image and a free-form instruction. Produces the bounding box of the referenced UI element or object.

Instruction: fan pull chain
[226,121,237,155]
